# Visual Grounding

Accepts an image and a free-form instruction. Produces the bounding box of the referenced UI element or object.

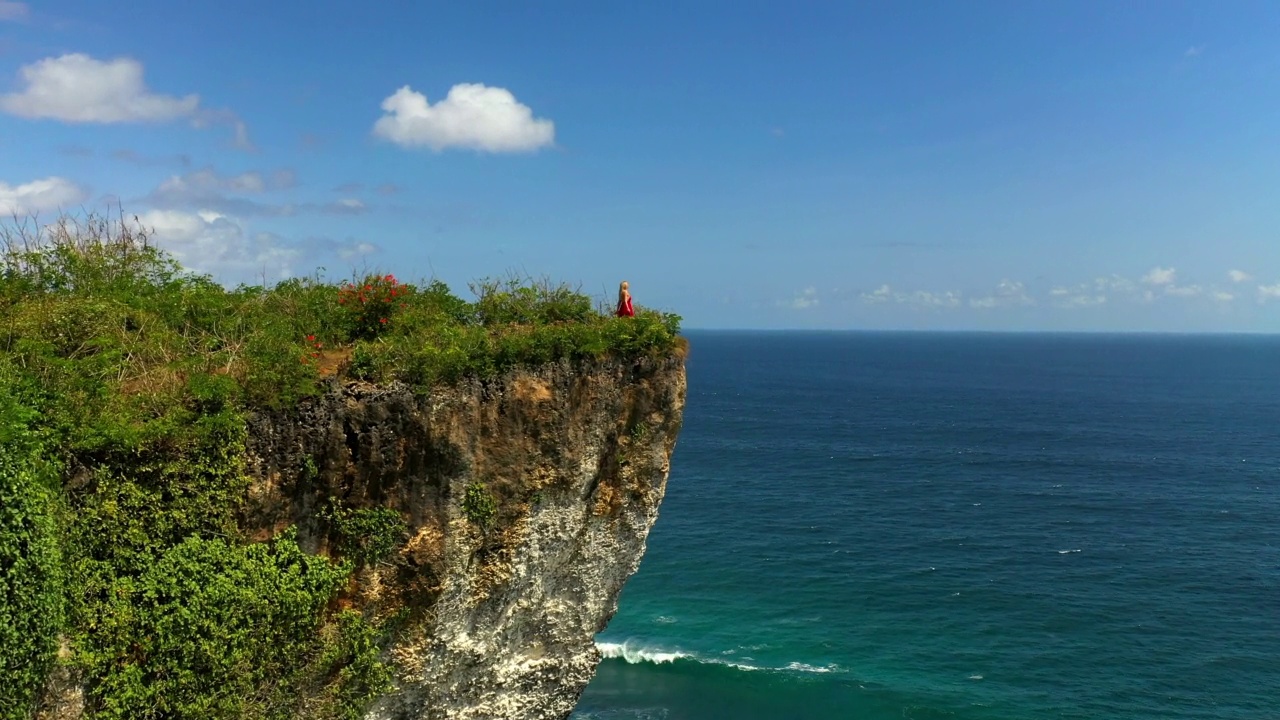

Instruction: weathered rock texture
[243,352,686,720]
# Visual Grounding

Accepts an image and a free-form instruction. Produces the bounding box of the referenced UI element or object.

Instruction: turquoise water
[573,332,1280,719]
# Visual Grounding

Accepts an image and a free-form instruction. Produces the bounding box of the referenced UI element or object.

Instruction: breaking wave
[596,640,842,675]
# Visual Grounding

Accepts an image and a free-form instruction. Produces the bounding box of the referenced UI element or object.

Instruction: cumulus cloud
[145,167,312,217]
[304,237,380,261]
[0,54,250,147]
[134,210,378,283]
[1,54,198,122]
[372,83,555,152]
[1164,284,1203,298]
[135,209,297,280]
[1056,294,1107,308]
[1228,269,1252,284]
[326,198,368,215]
[1258,284,1280,302]
[781,287,819,310]
[1142,266,1177,286]
[860,284,961,308]
[155,168,280,195]
[0,1,28,21]
[1212,291,1234,303]
[969,279,1034,309]
[1094,274,1137,295]
[862,285,893,303]
[0,176,88,215]
[903,290,962,308]
[1048,282,1108,308]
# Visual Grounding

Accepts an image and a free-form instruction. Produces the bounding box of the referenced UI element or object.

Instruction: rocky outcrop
[242,352,687,720]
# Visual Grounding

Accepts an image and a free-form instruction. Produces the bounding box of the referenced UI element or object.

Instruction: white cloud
[969,279,1034,309]
[861,284,893,303]
[905,290,962,308]
[1094,274,1137,294]
[1165,284,1202,298]
[155,167,292,197]
[0,176,88,215]
[1049,286,1071,297]
[860,284,961,308]
[1055,294,1107,308]
[134,210,297,280]
[1141,266,1177,286]
[372,83,555,152]
[1,54,199,122]
[782,286,819,310]
[146,167,355,218]
[1258,284,1280,302]
[1212,291,1234,303]
[0,1,28,21]
[1228,269,1252,284]
[338,242,378,260]
[1185,46,1204,58]
[0,54,250,147]
[133,210,380,284]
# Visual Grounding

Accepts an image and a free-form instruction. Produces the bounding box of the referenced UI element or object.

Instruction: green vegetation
[461,482,498,529]
[0,390,64,720]
[0,213,681,719]
[321,501,409,566]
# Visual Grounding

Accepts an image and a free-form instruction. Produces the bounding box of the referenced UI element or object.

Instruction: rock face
[243,352,687,720]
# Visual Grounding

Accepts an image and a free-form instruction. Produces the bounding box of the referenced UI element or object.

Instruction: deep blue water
[572,332,1280,720]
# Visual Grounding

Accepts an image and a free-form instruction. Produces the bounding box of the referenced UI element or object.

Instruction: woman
[616,280,635,317]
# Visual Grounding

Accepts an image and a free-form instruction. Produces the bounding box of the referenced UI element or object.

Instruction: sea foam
[596,640,841,675]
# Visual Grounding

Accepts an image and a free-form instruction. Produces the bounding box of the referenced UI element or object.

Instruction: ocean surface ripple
[574,332,1280,720]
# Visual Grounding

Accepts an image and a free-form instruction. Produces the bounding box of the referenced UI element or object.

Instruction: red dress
[616,295,634,317]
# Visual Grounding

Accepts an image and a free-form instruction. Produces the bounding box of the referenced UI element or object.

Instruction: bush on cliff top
[0,212,682,719]
[0,381,64,720]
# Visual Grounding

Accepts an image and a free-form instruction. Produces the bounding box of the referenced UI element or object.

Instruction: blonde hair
[618,280,629,305]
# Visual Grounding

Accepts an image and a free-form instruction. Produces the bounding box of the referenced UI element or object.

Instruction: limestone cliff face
[242,352,686,720]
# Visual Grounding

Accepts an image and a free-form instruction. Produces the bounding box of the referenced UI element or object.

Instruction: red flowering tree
[337,273,412,339]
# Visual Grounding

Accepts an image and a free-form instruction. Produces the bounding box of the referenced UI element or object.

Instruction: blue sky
[2,1,1279,331]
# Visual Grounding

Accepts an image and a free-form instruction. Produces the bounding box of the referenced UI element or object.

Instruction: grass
[0,211,683,719]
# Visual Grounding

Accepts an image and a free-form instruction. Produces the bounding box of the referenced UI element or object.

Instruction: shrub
[322,501,409,566]
[0,441,63,720]
[462,482,497,528]
[337,274,412,340]
[81,530,352,720]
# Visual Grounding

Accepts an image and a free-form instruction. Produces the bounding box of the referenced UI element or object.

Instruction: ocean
[572,332,1280,720]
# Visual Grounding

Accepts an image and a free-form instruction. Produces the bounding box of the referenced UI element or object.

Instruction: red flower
[306,335,315,342]
[379,317,388,324]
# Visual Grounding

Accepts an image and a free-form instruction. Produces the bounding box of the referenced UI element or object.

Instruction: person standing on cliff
[616,281,635,317]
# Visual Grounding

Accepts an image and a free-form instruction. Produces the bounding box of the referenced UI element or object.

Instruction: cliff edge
[245,354,686,719]
[1,220,686,720]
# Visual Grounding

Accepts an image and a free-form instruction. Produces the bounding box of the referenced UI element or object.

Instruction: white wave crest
[597,641,689,664]
[784,661,840,674]
[595,640,842,676]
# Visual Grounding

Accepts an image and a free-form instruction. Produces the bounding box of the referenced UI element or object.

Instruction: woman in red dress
[616,280,635,317]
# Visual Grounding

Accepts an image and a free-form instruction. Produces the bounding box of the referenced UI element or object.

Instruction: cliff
[1,223,686,720]
[244,354,686,719]
[31,352,685,720]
